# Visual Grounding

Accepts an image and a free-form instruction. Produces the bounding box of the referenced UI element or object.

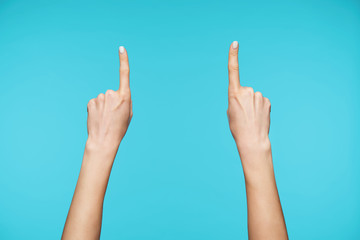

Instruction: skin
[61,46,132,240]
[227,41,288,239]
[62,42,288,239]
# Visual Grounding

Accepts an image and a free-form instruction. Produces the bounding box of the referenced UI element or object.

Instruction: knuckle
[255,91,263,98]
[120,66,130,74]
[230,50,238,56]
[97,93,105,99]
[243,87,254,95]
[228,94,238,103]
[228,88,240,98]
[87,99,95,107]
[105,89,115,97]
[228,93,236,99]
[228,63,239,71]
[228,86,240,95]
[120,89,131,99]
[264,97,271,106]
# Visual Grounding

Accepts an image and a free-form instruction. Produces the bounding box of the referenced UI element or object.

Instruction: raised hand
[62,46,133,240]
[227,41,271,169]
[226,41,288,240]
[86,46,133,153]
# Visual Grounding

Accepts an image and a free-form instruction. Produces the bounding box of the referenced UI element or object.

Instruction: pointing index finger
[228,41,241,89]
[119,46,130,92]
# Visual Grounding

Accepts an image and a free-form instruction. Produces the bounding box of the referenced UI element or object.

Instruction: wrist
[243,157,276,189]
[83,137,120,168]
[85,137,119,156]
[236,138,275,185]
[235,136,271,155]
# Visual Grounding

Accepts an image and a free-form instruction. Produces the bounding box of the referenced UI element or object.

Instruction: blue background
[0,0,359,239]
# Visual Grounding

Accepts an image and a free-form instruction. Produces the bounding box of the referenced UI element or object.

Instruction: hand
[86,46,133,153]
[227,41,271,162]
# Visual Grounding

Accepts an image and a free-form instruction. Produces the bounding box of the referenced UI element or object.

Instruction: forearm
[238,142,288,240]
[62,140,117,240]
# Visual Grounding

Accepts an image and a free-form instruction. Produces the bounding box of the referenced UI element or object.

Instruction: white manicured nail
[119,46,125,54]
[232,41,238,49]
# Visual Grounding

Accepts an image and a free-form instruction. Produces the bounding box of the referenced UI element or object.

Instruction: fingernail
[232,41,238,49]
[119,46,125,54]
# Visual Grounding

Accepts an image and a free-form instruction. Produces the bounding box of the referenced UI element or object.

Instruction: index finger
[228,41,241,89]
[119,46,130,92]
